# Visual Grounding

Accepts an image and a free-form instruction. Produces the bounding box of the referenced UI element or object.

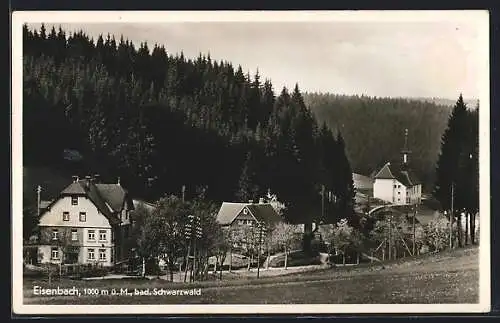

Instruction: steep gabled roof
[374,162,420,187]
[95,184,128,212]
[246,204,282,226]
[374,162,395,179]
[394,169,421,187]
[60,182,87,195]
[216,202,246,225]
[41,179,128,226]
[216,202,282,226]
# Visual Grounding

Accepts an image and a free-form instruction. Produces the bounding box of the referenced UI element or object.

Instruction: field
[22,246,479,305]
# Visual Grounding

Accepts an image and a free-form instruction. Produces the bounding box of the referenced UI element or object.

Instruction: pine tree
[434,94,469,211]
[335,131,357,228]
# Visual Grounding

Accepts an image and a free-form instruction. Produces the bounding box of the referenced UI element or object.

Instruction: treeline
[434,95,479,246]
[303,93,457,190]
[23,24,356,226]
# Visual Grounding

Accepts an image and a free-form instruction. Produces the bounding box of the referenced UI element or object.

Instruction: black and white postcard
[11,10,491,315]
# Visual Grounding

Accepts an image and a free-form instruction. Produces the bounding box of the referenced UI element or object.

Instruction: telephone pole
[184,215,193,282]
[388,211,392,261]
[449,183,454,249]
[321,185,325,223]
[412,203,416,256]
[257,224,265,279]
[36,185,42,218]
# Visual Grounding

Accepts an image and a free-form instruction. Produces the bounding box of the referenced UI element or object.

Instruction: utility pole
[257,224,264,279]
[412,203,416,256]
[388,210,392,261]
[194,216,202,281]
[449,183,454,249]
[184,215,193,283]
[36,185,42,219]
[321,185,325,223]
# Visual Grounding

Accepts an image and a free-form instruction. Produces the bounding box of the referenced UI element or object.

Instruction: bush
[78,264,110,278]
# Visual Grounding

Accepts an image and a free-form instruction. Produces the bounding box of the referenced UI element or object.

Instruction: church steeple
[401,128,411,167]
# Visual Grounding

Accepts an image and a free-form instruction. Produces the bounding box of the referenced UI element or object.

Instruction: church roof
[374,162,420,187]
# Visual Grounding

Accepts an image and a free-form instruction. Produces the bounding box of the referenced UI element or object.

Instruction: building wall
[374,179,398,203]
[38,195,115,266]
[39,196,112,228]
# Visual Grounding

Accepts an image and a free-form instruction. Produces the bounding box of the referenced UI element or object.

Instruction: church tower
[401,128,411,169]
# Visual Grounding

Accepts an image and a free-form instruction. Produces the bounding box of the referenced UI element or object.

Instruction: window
[71,229,78,241]
[99,249,107,261]
[398,185,401,188]
[87,248,95,260]
[99,230,107,241]
[52,229,59,240]
[247,220,253,226]
[397,191,401,195]
[51,247,59,260]
[71,196,78,206]
[243,208,248,215]
[88,230,95,241]
[238,220,244,225]
[79,212,86,222]
[63,212,70,221]
[393,185,397,188]
[125,210,129,220]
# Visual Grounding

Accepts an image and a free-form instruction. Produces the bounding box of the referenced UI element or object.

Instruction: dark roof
[374,162,420,187]
[246,204,283,225]
[42,179,130,226]
[216,202,282,226]
[61,182,87,195]
[96,184,128,212]
[374,162,395,179]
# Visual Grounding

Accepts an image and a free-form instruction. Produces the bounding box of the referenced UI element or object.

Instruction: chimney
[259,197,265,204]
[72,175,79,183]
[85,175,92,189]
[94,174,100,183]
[117,177,121,186]
[248,199,253,204]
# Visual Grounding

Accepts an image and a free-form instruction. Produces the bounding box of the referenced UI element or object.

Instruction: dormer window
[63,212,70,221]
[71,196,78,206]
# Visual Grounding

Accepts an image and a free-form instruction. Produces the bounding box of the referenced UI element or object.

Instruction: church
[373,129,422,205]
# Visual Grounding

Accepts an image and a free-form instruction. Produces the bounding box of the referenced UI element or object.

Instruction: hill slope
[304,93,455,191]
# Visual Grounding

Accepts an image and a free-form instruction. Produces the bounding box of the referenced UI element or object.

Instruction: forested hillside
[22,24,356,226]
[303,93,463,190]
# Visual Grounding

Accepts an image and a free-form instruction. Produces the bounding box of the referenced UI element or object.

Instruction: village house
[373,129,422,205]
[35,175,134,267]
[216,198,283,249]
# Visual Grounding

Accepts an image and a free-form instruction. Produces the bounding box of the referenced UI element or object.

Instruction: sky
[28,14,486,100]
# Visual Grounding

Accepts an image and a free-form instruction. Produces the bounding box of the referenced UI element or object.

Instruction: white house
[373,129,422,205]
[373,162,422,205]
[37,175,134,267]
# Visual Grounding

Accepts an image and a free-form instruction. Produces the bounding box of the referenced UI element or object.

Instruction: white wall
[39,196,112,228]
[374,179,399,203]
[38,245,113,266]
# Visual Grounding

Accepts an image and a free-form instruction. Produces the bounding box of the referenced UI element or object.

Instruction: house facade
[216,198,283,249]
[373,162,422,205]
[37,175,134,267]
